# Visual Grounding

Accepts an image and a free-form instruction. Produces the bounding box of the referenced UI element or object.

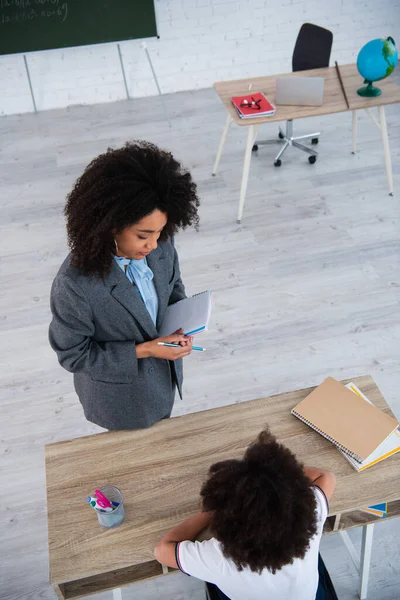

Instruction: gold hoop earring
[114,238,119,255]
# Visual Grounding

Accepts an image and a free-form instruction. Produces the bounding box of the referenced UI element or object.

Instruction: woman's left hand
[175,329,194,348]
[136,329,194,360]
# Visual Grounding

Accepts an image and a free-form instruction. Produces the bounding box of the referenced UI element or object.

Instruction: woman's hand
[136,329,193,360]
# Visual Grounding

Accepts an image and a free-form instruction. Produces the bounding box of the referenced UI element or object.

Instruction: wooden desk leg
[237,124,259,223]
[352,111,357,154]
[212,114,233,176]
[53,584,65,600]
[333,513,341,532]
[359,523,374,600]
[378,106,394,196]
[113,588,123,600]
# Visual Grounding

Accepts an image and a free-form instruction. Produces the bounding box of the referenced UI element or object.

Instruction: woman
[49,141,200,430]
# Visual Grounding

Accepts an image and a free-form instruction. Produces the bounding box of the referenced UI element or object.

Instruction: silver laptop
[275,76,325,106]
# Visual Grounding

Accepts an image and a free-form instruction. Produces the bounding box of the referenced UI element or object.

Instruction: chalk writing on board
[0,1,68,24]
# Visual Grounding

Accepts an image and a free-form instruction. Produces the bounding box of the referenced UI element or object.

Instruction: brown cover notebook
[291,377,399,462]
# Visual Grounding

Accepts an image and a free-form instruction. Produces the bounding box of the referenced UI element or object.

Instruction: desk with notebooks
[291,377,400,472]
[45,375,399,600]
[212,64,400,222]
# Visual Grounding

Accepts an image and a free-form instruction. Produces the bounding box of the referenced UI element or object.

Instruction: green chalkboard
[0,1,157,56]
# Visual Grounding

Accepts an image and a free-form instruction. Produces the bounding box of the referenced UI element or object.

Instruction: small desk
[213,64,400,222]
[45,375,400,600]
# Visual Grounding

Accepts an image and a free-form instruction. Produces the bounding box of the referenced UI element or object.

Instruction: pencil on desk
[335,61,350,109]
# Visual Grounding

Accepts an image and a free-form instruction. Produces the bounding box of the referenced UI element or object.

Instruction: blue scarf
[113,255,158,325]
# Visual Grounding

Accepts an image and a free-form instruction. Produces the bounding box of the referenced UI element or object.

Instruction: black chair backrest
[205,582,230,600]
[292,23,333,72]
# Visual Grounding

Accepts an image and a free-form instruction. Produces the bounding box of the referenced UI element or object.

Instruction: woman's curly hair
[64,141,200,277]
[200,428,318,574]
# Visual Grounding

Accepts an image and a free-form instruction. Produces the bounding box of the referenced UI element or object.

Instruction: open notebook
[159,291,212,337]
[338,383,400,471]
[291,377,399,464]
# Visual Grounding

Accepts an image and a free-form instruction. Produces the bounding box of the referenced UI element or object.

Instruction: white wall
[1,0,399,115]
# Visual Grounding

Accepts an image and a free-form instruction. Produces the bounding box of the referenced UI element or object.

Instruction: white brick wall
[0,0,399,115]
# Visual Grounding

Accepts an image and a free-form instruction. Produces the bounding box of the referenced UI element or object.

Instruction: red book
[231,92,276,118]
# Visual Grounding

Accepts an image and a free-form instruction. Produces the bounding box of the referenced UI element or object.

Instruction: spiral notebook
[159,291,212,337]
[291,377,399,463]
[338,383,400,471]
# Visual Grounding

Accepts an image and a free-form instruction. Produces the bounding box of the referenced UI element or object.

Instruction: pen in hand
[158,342,206,352]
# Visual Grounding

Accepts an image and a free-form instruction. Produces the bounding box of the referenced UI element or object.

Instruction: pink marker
[94,489,113,509]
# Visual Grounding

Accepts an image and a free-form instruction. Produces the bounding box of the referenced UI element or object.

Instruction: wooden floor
[1,81,400,600]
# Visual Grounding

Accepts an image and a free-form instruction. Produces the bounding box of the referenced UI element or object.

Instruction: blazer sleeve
[168,247,186,305]
[49,274,137,382]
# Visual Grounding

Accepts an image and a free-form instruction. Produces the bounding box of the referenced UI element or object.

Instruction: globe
[357,37,398,96]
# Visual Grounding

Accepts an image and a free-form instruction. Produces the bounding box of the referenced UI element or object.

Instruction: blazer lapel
[147,245,170,331]
[103,260,158,339]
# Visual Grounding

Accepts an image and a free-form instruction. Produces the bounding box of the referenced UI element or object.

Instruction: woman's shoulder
[53,254,98,288]
[157,237,176,260]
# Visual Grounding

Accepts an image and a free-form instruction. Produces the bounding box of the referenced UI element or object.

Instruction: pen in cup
[88,486,125,528]
[158,342,206,352]
[86,496,120,512]
[86,497,113,512]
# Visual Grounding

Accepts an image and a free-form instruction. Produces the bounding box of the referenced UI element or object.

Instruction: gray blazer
[49,240,185,430]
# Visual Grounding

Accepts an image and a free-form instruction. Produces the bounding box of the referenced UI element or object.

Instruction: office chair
[252,23,333,166]
[205,554,338,600]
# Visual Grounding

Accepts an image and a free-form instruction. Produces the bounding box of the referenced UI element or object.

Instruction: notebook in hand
[338,383,400,471]
[291,377,399,463]
[159,291,212,337]
[231,92,276,119]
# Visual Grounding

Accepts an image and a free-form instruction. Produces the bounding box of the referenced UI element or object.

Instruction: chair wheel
[278,131,284,140]
[274,159,282,167]
[252,144,258,152]
[311,138,319,145]
[308,156,317,164]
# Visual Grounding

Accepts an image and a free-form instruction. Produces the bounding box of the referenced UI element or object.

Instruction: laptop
[275,76,325,106]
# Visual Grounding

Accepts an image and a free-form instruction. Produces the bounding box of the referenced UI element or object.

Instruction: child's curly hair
[64,140,200,276]
[201,428,318,574]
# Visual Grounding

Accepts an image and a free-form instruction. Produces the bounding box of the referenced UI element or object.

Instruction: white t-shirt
[177,486,328,600]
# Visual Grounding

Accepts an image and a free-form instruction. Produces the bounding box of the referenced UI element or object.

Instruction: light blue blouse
[113,255,158,325]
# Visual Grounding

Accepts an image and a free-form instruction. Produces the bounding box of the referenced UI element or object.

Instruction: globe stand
[357,81,382,97]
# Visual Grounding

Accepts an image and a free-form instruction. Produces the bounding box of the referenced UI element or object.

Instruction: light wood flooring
[0,81,400,600]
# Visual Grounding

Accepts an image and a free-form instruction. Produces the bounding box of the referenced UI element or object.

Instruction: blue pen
[157,342,206,352]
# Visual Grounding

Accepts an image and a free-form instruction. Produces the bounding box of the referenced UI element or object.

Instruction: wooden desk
[45,375,400,600]
[212,64,400,222]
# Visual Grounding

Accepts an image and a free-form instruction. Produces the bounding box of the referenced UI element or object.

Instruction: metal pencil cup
[95,486,125,528]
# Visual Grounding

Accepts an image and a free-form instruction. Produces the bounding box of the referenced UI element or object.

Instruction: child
[154,428,336,600]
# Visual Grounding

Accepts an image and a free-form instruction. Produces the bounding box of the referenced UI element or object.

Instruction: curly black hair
[64,141,200,277]
[200,428,318,574]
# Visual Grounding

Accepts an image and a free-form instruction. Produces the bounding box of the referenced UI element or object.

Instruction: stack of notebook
[291,377,400,471]
[341,382,400,471]
[231,92,276,119]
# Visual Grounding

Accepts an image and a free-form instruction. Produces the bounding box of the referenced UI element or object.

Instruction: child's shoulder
[311,485,329,523]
